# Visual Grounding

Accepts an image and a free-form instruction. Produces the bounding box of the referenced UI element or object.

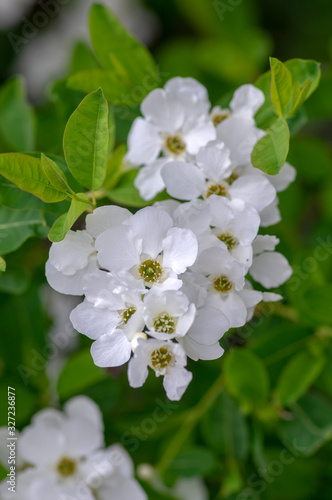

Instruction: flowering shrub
[44,79,295,401]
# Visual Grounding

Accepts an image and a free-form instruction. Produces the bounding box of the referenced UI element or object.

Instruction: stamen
[57,457,76,477]
[122,307,136,324]
[212,110,231,126]
[206,183,227,198]
[150,347,174,369]
[139,259,162,283]
[218,233,237,250]
[213,275,233,293]
[154,313,176,334]
[166,135,186,154]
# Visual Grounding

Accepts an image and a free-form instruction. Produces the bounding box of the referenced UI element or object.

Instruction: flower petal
[127,117,162,165]
[162,161,205,200]
[49,230,94,275]
[250,251,292,288]
[91,331,132,367]
[86,206,131,238]
[96,225,142,272]
[162,228,198,274]
[163,366,193,401]
[70,301,119,340]
[128,207,173,258]
[134,159,169,201]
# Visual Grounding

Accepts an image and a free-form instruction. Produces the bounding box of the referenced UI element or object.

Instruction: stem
[271,303,299,323]
[157,372,224,475]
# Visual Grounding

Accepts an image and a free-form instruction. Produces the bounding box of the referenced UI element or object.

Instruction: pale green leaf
[270,57,293,117]
[0,153,67,202]
[251,117,290,174]
[103,144,126,190]
[41,154,72,194]
[48,193,89,242]
[0,256,6,272]
[63,89,109,191]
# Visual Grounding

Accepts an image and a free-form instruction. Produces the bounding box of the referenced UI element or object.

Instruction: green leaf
[0,153,68,202]
[202,391,249,459]
[57,348,108,400]
[89,4,159,99]
[104,144,127,190]
[0,206,47,254]
[0,257,6,272]
[270,57,293,117]
[41,154,73,194]
[48,193,89,242]
[0,269,30,295]
[63,88,109,191]
[107,169,170,207]
[224,349,270,411]
[300,285,332,325]
[167,447,216,477]
[275,351,326,406]
[70,41,101,75]
[278,393,332,456]
[251,117,290,174]
[0,76,35,151]
[285,59,321,100]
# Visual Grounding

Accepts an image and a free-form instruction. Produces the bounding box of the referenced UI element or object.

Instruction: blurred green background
[0,1,332,499]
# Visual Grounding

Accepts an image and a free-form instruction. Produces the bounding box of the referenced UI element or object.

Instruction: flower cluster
[46,78,294,401]
[0,396,146,500]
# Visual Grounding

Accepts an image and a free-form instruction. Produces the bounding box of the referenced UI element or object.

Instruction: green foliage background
[0,1,331,498]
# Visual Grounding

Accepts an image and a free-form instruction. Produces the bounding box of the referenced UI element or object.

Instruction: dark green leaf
[224,349,270,411]
[278,393,332,456]
[167,447,216,477]
[275,350,326,406]
[0,206,47,254]
[0,76,35,151]
[300,285,332,325]
[0,269,30,295]
[202,391,249,459]
[57,348,108,400]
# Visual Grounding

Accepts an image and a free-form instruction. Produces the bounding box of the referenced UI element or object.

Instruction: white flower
[80,444,147,500]
[162,140,276,213]
[195,246,253,328]
[250,235,293,288]
[70,270,145,341]
[127,80,215,166]
[178,307,229,361]
[95,206,198,291]
[204,195,260,268]
[0,397,146,499]
[128,77,216,200]
[128,339,193,400]
[143,289,196,340]
[46,206,131,296]
[214,84,266,167]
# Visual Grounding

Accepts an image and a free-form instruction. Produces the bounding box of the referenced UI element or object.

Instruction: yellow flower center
[212,110,231,126]
[122,307,137,324]
[57,457,76,477]
[213,275,233,293]
[206,183,227,198]
[218,233,237,250]
[166,135,186,155]
[139,259,162,283]
[154,313,176,334]
[150,347,174,369]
